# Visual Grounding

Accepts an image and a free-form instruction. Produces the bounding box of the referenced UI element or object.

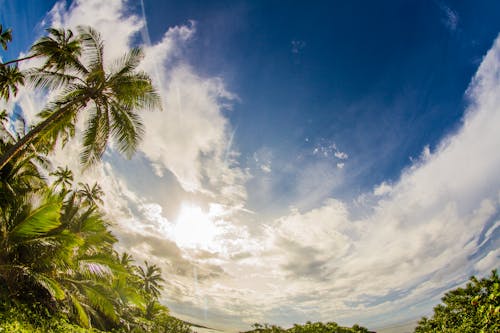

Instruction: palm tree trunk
[0,54,38,67]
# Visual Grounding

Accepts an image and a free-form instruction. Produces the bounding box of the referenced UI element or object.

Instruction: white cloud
[373,181,392,196]
[139,65,244,199]
[334,151,348,160]
[49,0,143,61]
[312,140,348,161]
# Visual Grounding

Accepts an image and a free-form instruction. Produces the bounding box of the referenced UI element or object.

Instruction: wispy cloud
[439,3,459,32]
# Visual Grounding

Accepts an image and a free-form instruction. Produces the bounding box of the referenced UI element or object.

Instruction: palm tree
[33,187,123,328]
[0,27,82,68]
[0,65,24,100]
[50,166,73,193]
[30,27,83,72]
[0,26,161,171]
[0,24,12,51]
[0,183,122,328]
[135,261,165,299]
[77,182,104,206]
[119,252,134,268]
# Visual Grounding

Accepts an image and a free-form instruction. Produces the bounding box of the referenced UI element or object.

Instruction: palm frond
[32,272,66,300]
[70,293,90,328]
[109,103,144,158]
[81,283,118,322]
[11,194,61,238]
[78,26,104,73]
[31,27,86,73]
[0,24,13,50]
[25,68,79,91]
[80,105,110,166]
[110,72,162,111]
[78,260,113,279]
[108,47,143,80]
[113,275,145,309]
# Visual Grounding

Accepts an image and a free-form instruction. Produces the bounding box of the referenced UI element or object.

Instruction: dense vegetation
[243,322,370,333]
[0,24,192,332]
[415,270,499,333]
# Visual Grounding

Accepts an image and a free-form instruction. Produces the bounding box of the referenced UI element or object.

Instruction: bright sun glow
[172,203,222,251]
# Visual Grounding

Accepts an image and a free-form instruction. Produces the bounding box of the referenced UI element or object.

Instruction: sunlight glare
[173,203,222,250]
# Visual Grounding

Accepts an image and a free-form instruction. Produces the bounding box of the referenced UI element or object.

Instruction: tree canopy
[0,25,161,171]
[415,270,499,333]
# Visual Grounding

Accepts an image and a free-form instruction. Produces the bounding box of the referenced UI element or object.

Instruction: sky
[1,0,500,331]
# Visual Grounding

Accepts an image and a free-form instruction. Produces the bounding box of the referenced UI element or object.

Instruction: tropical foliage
[0,25,191,333]
[415,270,499,333]
[0,25,161,171]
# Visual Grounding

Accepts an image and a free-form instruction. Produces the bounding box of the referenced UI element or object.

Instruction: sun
[172,203,222,251]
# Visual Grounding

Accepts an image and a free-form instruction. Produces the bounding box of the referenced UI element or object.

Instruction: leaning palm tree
[0,26,161,171]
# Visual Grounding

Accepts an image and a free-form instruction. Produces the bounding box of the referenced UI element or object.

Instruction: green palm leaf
[81,283,118,322]
[78,26,104,72]
[80,105,110,165]
[77,254,120,279]
[11,195,61,238]
[70,294,90,328]
[109,103,144,157]
[32,272,66,300]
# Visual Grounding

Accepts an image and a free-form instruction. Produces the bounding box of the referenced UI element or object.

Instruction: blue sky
[2,1,500,331]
